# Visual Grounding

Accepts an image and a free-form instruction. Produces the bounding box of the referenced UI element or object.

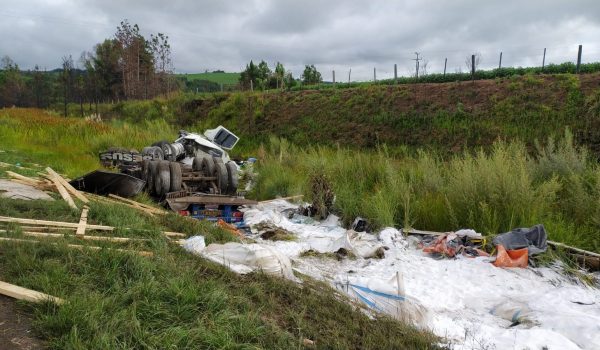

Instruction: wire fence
[187,44,600,94]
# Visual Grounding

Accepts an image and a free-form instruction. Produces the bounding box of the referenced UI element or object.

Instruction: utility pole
[348,68,351,84]
[373,67,377,82]
[498,52,502,69]
[394,64,397,83]
[413,52,422,81]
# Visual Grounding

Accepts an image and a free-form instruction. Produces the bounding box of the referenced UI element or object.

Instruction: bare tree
[465,52,482,72]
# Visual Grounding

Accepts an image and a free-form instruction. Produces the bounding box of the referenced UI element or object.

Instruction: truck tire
[225,161,238,195]
[147,160,159,195]
[169,162,182,192]
[142,146,153,156]
[151,146,164,161]
[154,160,171,197]
[214,161,228,194]
[163,143,176,161]
[141,159,151,183]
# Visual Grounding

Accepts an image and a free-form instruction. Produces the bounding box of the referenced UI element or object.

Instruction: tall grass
[0,108,176,176]
[253,130,600,253]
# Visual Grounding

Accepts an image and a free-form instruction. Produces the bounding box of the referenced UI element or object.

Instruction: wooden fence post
[332,70,335,87]
[443,58,447,76]
[394,64,397,83]
[542,48,546,71]
[577,45,582,73]
[373,67,376,82]
[498,52,502,69]
[471,54,475,81]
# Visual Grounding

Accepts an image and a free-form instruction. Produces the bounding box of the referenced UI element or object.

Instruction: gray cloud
[1,0,599,81]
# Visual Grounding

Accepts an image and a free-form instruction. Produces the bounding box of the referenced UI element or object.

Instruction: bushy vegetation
[252,131,600,253]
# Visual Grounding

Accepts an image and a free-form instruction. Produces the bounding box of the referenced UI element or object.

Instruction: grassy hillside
[180,72,240,85]
[90,73,600,159]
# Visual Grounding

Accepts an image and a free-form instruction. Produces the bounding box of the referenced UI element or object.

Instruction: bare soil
[0,295,45,350]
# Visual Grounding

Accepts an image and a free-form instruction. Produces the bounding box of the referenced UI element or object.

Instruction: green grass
[0,197,439,349]
[251,131,600,254]
[0,108,177,177]
[179,72,241,85]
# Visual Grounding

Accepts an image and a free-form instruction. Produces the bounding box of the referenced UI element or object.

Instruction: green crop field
[180,72,240,85]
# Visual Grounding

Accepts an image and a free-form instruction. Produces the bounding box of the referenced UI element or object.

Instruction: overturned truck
[76,126,241,198]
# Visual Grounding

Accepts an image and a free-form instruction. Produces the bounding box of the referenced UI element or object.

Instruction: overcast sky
[1,0,600,81]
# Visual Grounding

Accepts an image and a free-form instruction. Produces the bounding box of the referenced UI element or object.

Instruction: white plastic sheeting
[183,238,297,281]
[243,200,600,350]
[334,274,429,328]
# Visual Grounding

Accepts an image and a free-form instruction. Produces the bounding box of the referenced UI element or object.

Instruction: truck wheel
[151,146,164,161]
[154,160,171,197]
[225,161,238,195]
[141,146,153,156]
[214,161,228,194]
[169,162,182,192]
[141,159,151,183]
[147,160,159,195]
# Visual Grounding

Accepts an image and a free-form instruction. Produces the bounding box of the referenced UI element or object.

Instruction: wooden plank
[0,281,64,305]
[45,168,77,209]
[75,206,89,237]
[107,194,165,213]
[0,216,114,231]
[3,230,149,243]
[404,228,448,236]
[259,195,303,204]
[0,216,185,239]
[46,167,89,203]
[0,236,153,257]
[5,171,42,185]
[163,231,186,238]
[1,225,77,232]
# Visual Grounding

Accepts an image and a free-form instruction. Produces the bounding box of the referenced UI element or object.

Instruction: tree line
[0,20,178,115]
[239,61,322,90]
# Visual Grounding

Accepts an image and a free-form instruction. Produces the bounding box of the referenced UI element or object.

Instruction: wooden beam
[0,280,64,305]
[259,195,304,204]
[75,206,89,237]
[0,236,153,257]
[45,168,77,210]
[0,230,149,243]
[404,228,448,236]
[107,194,166,214]
[163,231,186,238]
[5,171,42,185]
[548,240,600,259]
[45,167,88,203]
[0,216,114,231]
[0,216,186,238]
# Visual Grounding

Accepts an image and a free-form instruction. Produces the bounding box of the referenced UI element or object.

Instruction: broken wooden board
[45,167,88,203]
[0,280,64,305]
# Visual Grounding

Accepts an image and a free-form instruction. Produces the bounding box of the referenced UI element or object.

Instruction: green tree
[302,64,322,84]
[0,56,25,107]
